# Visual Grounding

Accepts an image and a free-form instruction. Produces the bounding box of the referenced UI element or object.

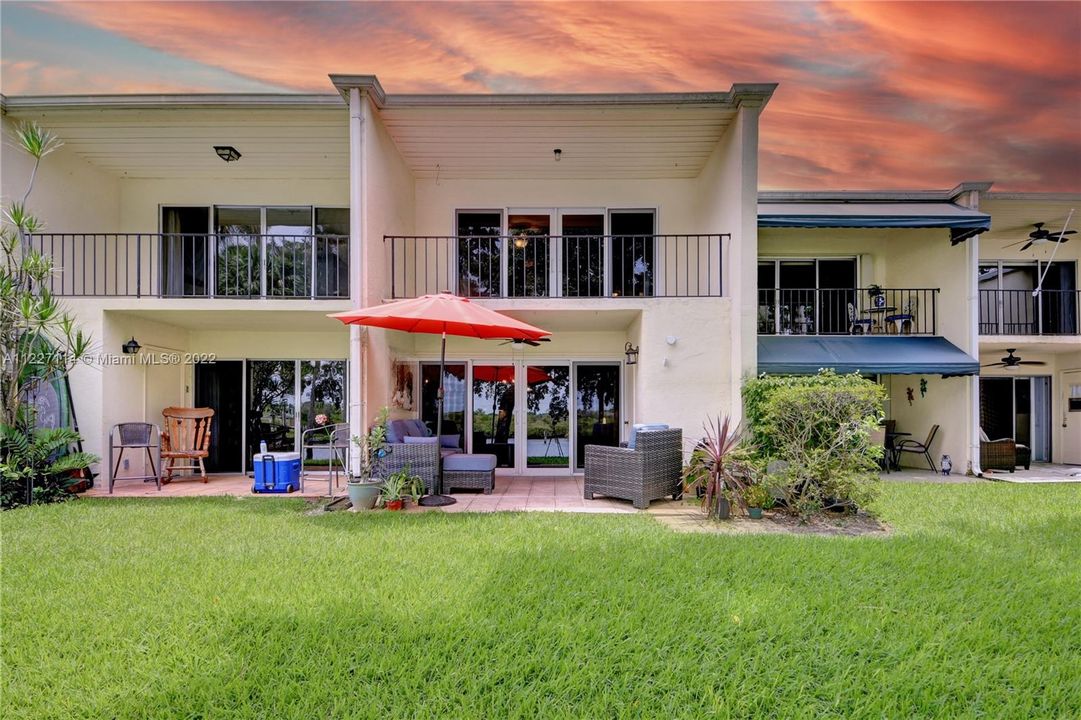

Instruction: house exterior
[1,75,770,480]
[1,73,1076,484]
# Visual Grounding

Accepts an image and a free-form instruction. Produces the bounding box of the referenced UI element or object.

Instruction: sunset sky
[1,1,1079,191]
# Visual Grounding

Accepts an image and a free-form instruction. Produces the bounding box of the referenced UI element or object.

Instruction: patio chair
[161,407,214,483]
[848,302,873,335]
[895,424,939,472]
[584,426,682,509]
[979,428,1031,472]
[301,422,350,495]
[108,423,162,493]
[376,418,444,493]
[886,297,917,335]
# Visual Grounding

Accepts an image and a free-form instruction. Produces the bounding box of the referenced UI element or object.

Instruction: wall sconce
[624,342,639,365]
[553,148,562,162]
[122,337,142,354]
[213,145,242,162]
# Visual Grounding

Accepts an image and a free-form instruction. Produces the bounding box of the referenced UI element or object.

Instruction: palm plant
[1,425,97,509]
[682,415,752,518]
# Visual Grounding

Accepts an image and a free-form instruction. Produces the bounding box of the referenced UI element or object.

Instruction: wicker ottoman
[442,454,497,494]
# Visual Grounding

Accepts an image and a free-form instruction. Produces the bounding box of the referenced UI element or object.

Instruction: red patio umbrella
[329,293,550,505]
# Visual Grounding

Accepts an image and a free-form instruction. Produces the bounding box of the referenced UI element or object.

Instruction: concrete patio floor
[882,463,1081,484]
[87,472,639,513]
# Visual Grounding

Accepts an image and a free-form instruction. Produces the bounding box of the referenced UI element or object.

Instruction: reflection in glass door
[472,365,516,469]
[575,364,621,469]
[247,360,296,463]
[525,365,571,470]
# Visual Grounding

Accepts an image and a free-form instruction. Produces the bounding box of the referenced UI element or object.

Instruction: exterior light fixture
[122,337,142,354]
[553,148,562,162]
[624,342,639,365]
[214,145,241,162]
[512,235,529,250]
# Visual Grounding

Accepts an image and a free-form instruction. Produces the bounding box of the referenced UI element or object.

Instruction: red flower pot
[385,499,404,511]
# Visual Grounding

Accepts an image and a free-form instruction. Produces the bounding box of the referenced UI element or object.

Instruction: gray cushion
[628,423,669,449]
[403,436,437,445]
[444,454,497,472]
[386,419,411,444]
[407,419,430,437]
[440,448,461,460]
[440,434,460,449]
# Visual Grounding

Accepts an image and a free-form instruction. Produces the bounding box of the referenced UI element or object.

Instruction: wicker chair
[584,428,682,509]
[980,429,1031,472]
[373,442,440,493]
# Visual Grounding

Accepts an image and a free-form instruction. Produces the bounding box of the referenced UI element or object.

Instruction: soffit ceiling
[378,104,734,180]
[4,107,349,180]
[980,197,1080,242]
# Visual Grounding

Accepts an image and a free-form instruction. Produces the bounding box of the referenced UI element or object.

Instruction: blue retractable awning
[758,202,991,244]
[757,336,980,377]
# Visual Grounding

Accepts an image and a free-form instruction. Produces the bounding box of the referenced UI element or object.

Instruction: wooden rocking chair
[161,407,215,483]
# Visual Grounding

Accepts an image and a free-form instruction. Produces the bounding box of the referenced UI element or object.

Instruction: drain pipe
[348,87,367,472]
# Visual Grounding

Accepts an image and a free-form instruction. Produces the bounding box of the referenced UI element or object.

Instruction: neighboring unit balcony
[757,287,939,336]
[385,234,727,299]
[28,233,349,299]
[978,289,1080,336]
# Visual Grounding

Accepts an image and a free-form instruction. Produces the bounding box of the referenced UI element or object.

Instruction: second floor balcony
[757,287,939,336]
[978,289,1080,336]
[28,233,349,299]
[386,234,727,299]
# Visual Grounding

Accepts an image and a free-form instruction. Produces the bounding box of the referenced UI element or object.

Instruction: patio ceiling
[2,96,348,180]
[377,103,736,180]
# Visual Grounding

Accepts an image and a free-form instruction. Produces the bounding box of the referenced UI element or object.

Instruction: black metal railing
[757,288,938,335]
[26,233,349,299]
[385,234,728,299]
[979,289,1079,335]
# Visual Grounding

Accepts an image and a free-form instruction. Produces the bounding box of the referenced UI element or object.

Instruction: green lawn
[3,484,1079,719]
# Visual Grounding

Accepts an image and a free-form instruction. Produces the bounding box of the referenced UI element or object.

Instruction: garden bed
[648,498,890,536]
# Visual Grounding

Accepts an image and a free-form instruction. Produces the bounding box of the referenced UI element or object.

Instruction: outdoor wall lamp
[122,337,142,354]
[214,145,242,162]
[624,342,639,365]
[512,234,530,249]
[553,148,562,162]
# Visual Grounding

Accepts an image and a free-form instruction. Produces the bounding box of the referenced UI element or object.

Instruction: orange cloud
[7,1,1080,191]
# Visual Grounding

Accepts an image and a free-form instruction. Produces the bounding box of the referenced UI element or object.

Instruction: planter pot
[347,479,382,510]
[385,499,404,512]
[714,496,731,520]
[748,507,763,520]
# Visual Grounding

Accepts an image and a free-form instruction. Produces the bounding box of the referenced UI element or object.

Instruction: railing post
[136,235,142,298]
[932,289,937,335]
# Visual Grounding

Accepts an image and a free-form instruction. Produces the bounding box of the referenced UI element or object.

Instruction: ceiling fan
[498,337,551,347]
[1003,222,1075,252]
[981,349,1046,369]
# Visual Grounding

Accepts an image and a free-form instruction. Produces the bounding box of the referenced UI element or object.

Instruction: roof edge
[760,182,993,203]
[1,93,343,112]
[983,191,1081,201]
[329,74,777,111]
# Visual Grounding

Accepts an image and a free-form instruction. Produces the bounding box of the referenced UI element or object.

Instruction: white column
[348,87,366,471]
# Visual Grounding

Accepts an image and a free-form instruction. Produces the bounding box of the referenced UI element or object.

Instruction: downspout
[967,229,983,476]
[348,87,366,471]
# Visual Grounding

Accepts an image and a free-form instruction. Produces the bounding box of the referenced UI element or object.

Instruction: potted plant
[347,407,390,510]
[744,484,775,519]
[867,284,886,309]
[378,471,407,511]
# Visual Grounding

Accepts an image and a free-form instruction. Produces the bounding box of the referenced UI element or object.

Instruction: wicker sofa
[584,427,682,509]
[376,418,461,493]
[979,429,1031,473]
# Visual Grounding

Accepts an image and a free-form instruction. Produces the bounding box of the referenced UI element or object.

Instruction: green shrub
[744,371,885,515]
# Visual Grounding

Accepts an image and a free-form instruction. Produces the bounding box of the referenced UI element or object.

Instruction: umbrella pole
[420,330,456,506]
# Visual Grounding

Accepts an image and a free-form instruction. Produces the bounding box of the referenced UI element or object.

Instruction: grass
[2,483,1079,719]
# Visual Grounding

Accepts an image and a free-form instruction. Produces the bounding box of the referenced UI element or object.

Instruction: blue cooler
[252,452,301,493]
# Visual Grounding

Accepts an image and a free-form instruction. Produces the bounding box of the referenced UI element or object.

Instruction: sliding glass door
[980,375,1051,462]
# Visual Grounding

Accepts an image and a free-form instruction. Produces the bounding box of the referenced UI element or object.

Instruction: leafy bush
[744,371,885,516]
[743,484,775,510]
[1,426,97,510]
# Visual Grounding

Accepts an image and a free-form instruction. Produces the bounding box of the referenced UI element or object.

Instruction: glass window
[265,208,313,298]
[161,207,210,297]
[472,365,515,469]
[420,363,466,447]
[562,214,604,297]
[508,213,550,297]
[247,360,297,464]
[215,207,261,296]
[610,211,654,297]
[314,208,349,298]
[526,365,570,469]
[457,211,502,297]
[315,207,350,236]
[575,364,620,469]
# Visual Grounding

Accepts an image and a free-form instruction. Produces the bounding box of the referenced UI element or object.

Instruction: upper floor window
[978,260,1077,335]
